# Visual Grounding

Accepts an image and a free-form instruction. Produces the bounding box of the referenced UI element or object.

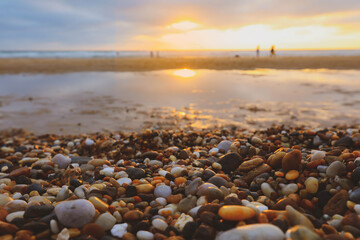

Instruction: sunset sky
[1,0,360,50]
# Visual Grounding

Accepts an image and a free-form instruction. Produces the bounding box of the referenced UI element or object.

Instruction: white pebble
[6,211,24,222]
[154,184,172,198]
[137,230,154,240]
[85,138,95,146]
[111,223,128,238]
[281,183,298,195]
[50,219,59,234]
[155,197,167,206]
[354,204,360,215]
[152,218,168,231]
[311,150,325,161]
[117,178,132,186]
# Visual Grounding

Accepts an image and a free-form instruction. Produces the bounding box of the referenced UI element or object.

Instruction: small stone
[351,167,360,183]
[5,200,27,213]
[323,190,348,216]
[24,203,54,218]
[178,196,197,213]
[136,184,155,194]
[282,149,302,172]
[126,168,146,180]
[238,158,264,172]
[82,223,104,239]
[251,137,263,145]
[56,228,70,240]
[174,213,194,232]
[111,223,128,238]
[242,164,272,183]
[208,176,229,188]
[281,183,298,195]
[285,205,314,229]
[6,211,24,222]
[285,225,321,240]
[152,218,168,231]
[217,140,232,153]
[55,199,96,228]
[311,151,326,161]
[350,188,360,202]
[124,210,144,222]
[0,221,18,235]
[9,167,30,178]
[95,212,116,231]
[154,185,172,198]
[89,196,109,213]
[136,230,154,240]
[326,161,346,177]
[217,153,243,173]
[117,177,132,186]
[52,154,71,169]
[285,170,299,180]
[218,205,255,221]
[194,224,215,240]
[335,136,353,147]
[268,152,286,169]
[85,138,95,146]
[185,177,202,196]
[261,183,275,198]
[201,186,224,202]
[304,177,319,194]
[216,224,284,240]
[0,195,13,207]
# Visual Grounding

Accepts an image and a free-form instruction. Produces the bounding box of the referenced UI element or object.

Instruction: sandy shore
[1,56,360,74]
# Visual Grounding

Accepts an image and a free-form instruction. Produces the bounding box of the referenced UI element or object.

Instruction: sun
[167,21,199,31]
[173,69,196,78]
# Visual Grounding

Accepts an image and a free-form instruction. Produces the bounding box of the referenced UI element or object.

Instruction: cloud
[0,0,360,50]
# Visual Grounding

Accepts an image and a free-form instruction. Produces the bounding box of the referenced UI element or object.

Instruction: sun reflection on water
[173,68,196,78]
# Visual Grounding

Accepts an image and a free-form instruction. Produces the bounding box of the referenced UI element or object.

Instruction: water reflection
[173,68,196,78]
[0,69,360,133]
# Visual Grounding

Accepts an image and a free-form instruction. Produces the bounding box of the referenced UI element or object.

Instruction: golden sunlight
[173,69,196,78]
[167,21,199,31]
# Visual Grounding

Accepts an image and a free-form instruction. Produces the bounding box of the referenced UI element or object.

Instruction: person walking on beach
[270,45,275,56]
[150,51,154,58]
[256,46,260,57]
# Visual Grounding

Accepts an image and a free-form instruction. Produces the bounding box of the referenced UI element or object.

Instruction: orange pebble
[218,206,255,221]
[174,177,187,186]
[133,196,142,203]
[285,170,299,180]
[275,171,284,177]
[153,176,165,181]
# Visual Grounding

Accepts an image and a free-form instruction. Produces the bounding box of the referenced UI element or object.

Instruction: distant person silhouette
[150,51,154,58]
[256,46,260,57]
[270,46,275,56]
[156,51,160,58]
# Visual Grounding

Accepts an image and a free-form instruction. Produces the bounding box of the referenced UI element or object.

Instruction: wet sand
[1,56,360,74]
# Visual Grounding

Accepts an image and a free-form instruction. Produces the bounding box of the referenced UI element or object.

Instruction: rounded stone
[152,218,168,231]
[111,223,128,238]
[350,188,360,202]
[136,230,154,240]
[217,152,243,173]
[285,170,299,181]
[82,223,104,239]
[218,205,255,221]
[154,185,172,198]
[216,223,284,240]
[217,140,232,152]
[55,199,96,228]
[326,161,346,177]
[286,225,321,240]
[305,177,319,194]
[95,212,117,231]
[52,154,71,169]
[282,149,302,172]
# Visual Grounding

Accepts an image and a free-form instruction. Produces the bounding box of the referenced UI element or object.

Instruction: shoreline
[1,56,360,74]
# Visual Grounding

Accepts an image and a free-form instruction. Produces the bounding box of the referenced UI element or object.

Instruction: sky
[1,0,360,51]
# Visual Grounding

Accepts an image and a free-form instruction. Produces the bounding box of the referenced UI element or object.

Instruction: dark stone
[197,203,220,218]
[208,176,229,188]
[141,151,159,159]
[272,218,289,232]
[21,221,49,233]
[194,224,215,240]
[273,198,299,210]
[323,234,345,240]
[126,185,137,197]
[351,167,360,183]
[217,152,243,173]
[15,175,32,185]
[11,217,27,227]
[317,190,332,209]
[178,150,189,160]
[202,169,216,181]
[335,136,353,147]
[70,179,82,188]
[343,225,360,237]
[350,188,360,202]
[126,167,146,180]
[28,183,45,195]
[71,156,92,164]
[165,173,175,181]
[223,196,242,205]
[182,221,197,239]
[323,190,348,216]
[39,212,57,223]
[200,211,218,227]
[24,204,54,218]
[137,193,155,202]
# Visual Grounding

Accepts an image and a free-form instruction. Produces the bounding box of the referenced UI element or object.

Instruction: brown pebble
[242,164,272,183]
[282,149,302,172]
[9,167,30,178]
[323,190,348,216]
[0,207,8,221]
[0,221,18,235]
[123,210,144,222]
[82,223,104,239]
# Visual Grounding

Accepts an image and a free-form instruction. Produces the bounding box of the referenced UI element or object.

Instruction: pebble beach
[0,126,360,240]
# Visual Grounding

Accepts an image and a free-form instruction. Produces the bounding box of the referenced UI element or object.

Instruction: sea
[0,49,360,58]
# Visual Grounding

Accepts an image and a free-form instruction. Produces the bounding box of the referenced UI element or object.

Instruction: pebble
[350,188,360,202]
[152,218,168,231]
[6,211,24,222]
[174,213,194,231]
[285,225,321,240]
[282,149,302,171]
[216,224,284,240]
[95,212,116,231]
[117,177,132,186]
[285,170,299,180]
[217,152,243,173]
[218,205,255,221]
[281,183,298,195]
[311,150,326,161]
[304,177,319,194]
[136,230,154,240]
[326,161,346,177]
[111,223,128,238]
[286,205,314,229]
[55,199,96,228]
[261,183,275,198]
[52,154,71,169]
[217,140,232,153]
[154,185,172,198]
[323,190,348,216]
